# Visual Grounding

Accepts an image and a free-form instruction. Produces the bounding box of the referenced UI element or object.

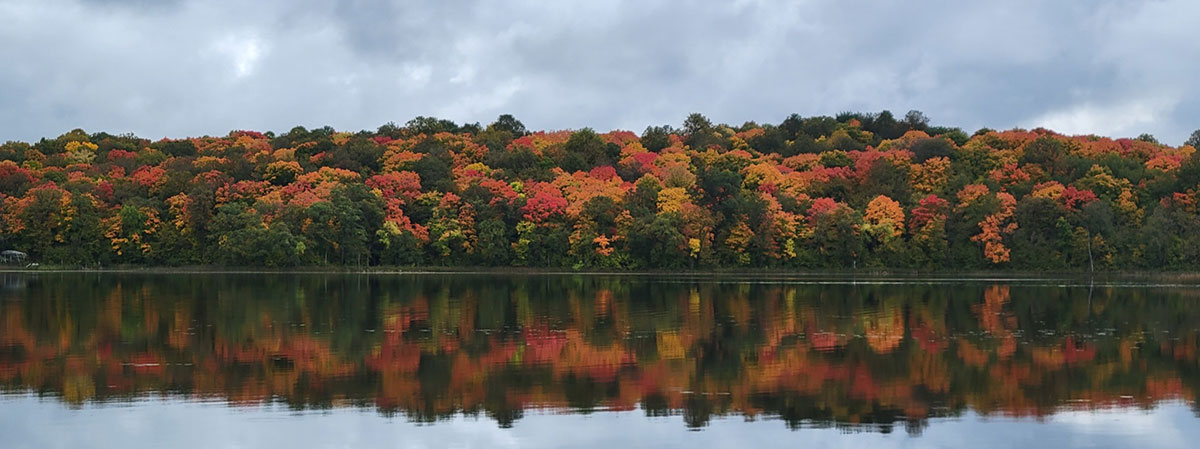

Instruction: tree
[264,161,302,185]
[807,198,862,267]
[682,113,721,150]
[910,137,955,163]
[410,138,456,192]
[150,139,197,157]
[908,195,950,267]
[1141,205,1200,268]
[1186,129,1200,148]
[377,122,404,139]
[862,195,906,266]
[780,114,805,138]
[748,125,788,155]
[1021,135,1071,180]
[682,113,713,137]
[903,110,930,131]
[1009,196,1066,269]
[864,195,904,239]
[858,156,911,206]
[627,213,689,268]
[927,126,970,146]
[640,125,674,152]
[210,203,304,266]
[488,114,527,136]
[827,130,866,151]
[472,217,512,265]
[406,116,458,135]
[0,161,34,195]
[328,136,384,172]
[561,128,613,172]
[971,192,1018,265]
[10,184,69,262]
[801,115,838,138]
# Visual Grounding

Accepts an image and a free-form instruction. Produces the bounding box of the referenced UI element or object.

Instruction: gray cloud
[0,0,1197,144]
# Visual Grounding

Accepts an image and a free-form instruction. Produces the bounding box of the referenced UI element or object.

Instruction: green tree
[488,114,527,136]
[406,116,459,135]
[1185,129,1200,148]
[1009,196,1067,269]
[640,125,674,152]
[560,128,613,172]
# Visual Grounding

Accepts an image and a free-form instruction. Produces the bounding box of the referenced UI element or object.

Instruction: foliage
[1,113,1198,269]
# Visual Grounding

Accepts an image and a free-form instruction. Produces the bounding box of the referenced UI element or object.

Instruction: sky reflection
[0,394,1195,449]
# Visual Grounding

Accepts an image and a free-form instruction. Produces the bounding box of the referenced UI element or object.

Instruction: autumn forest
[4,111,1200,270]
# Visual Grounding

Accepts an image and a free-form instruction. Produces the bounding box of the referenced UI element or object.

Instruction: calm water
[1,273,1199,448]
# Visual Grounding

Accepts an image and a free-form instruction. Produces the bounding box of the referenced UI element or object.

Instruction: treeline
[2,111,1200,269]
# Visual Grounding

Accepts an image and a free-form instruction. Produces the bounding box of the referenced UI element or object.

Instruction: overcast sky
[1,0,1197,144]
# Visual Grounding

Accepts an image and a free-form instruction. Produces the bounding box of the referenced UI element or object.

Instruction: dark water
[1,273,1199,448]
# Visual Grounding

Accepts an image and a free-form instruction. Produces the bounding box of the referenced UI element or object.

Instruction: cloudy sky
[1,0,1197,144]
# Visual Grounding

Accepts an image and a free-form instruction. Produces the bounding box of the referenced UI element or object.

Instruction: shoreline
[5,265,1200,282]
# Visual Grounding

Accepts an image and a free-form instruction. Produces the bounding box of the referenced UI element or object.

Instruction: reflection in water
[1,273,1198,434]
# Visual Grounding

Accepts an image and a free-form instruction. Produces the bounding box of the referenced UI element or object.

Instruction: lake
[1,272,1198,448]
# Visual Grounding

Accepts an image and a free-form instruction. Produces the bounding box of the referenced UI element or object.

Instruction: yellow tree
[910,156,950,195]
[862,195,906,266]
[863,195,904,239]
[656,187,691,214]
[64,141,98,165]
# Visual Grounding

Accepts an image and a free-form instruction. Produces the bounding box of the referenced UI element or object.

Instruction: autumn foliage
[2,112,1200,269]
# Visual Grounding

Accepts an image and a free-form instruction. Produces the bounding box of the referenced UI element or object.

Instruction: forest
[3,111,1200,270]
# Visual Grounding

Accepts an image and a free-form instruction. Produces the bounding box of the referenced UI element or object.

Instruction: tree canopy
[1,112,1197,270]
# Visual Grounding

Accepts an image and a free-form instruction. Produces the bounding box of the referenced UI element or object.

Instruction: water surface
[1,273,1198,448]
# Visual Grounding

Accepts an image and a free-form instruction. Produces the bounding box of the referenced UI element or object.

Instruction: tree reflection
[0,273,1198,433]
